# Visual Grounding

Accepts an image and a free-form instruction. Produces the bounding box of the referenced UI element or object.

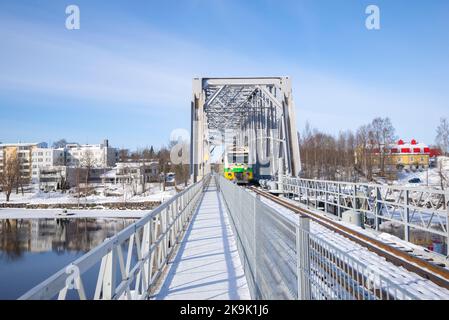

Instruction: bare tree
[0,154,20,202]
[170,140,190,187]
[371,117,396,177]
[355,124,375,181]
[436,117,449,156]
[437,158,448,209]
[118,148,130,162]
[80,149,96,196]
[158,146,171,191]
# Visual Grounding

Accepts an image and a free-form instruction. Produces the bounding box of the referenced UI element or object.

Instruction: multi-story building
[65,140,118,168]
[31,148,66,183]
[1,139,119,188]
[0,142,47,183]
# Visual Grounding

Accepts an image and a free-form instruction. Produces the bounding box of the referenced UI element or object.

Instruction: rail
[19,175,210,300]
[216,174,446,300]
[281,176,449,255]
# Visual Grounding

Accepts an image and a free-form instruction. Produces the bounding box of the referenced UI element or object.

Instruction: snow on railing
[281,176,449,256]
[19,175,211,300]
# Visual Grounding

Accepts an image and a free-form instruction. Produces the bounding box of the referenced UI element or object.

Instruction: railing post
[102,247,116,300]
[296,216,311,300]
[143,223,151,289]
[404,190,410,242]
[324,182,328,214]
[253,193,259,299]
[375,186,381,231]
[337,183,342,219]
[305,184,309,207]
[446,194,449,256]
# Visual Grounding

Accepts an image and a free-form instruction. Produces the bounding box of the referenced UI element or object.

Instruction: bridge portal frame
[191,77,301,182]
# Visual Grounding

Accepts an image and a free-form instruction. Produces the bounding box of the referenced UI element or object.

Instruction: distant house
[101,161,159,186]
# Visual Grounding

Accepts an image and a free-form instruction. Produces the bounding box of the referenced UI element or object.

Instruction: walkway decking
[153,180,250,300]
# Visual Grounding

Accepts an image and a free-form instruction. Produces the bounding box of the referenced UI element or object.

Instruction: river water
[0,218,135,299]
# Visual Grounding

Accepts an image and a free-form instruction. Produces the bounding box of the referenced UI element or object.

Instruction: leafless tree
[355,124,376,181]
[74,164,87,208]
[170,140,190,187]
[371,117,396,177]
[158,145,171,191]
[436,117,449,156]
[118,148,130,162]
[80,149,96,194]
[0,154,20,202]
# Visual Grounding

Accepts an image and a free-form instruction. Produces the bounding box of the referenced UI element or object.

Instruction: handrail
[19,175,211,300]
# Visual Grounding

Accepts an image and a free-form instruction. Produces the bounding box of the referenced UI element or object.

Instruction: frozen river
[0,217,136,299]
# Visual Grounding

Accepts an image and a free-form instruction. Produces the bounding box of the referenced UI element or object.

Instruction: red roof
[429,148,442,158]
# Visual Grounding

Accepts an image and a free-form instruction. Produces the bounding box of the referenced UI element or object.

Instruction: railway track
[249,186,449,291]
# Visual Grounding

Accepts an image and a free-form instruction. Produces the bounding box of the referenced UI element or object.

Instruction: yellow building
[373,139,430,175]
[356,139,430,179]
[0,143,45,182]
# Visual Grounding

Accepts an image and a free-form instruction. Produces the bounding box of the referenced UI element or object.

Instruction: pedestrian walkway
[153,179,250,300]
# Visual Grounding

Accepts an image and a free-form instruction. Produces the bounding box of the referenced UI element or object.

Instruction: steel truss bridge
[18,77,449,300]
[190,77,301,182]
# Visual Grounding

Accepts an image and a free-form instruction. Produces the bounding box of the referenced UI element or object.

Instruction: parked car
[408,178,422,184]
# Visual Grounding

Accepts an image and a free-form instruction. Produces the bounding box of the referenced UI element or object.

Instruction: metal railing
[216,175,443,300]
[19,175,210,300]
[281,176,449,255]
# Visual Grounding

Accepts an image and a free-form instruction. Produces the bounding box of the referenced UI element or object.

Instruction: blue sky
[0,0,448,150]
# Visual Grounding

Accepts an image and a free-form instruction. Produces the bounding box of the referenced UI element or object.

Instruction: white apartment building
[31,148,65,182]
[65,140,118,168]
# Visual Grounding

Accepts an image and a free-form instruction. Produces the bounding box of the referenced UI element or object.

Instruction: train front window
[228,153,248,164]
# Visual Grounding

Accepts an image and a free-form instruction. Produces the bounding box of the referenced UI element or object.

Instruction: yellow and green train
[223,146,253,184]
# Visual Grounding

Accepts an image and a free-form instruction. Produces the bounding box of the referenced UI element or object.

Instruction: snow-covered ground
[396,157,449,188]
[0,183,179,205]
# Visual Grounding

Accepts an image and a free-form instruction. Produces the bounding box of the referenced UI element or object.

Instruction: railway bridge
[19,77,449,300]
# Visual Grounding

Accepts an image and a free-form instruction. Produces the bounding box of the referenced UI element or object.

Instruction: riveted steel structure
[191,77,301,182]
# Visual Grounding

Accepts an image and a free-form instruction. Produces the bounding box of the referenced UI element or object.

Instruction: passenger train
[223,146,253,184]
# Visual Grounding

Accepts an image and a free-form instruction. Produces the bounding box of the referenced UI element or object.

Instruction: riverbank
[0,208,146,219]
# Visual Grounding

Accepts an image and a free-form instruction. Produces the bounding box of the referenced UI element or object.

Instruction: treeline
[299,117,396,181]
[299,116,449,182]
